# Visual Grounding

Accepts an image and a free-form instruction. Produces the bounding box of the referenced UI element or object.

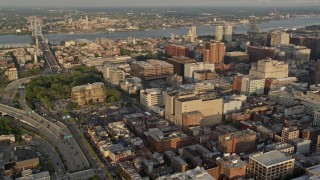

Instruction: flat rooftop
[251,150,293,167]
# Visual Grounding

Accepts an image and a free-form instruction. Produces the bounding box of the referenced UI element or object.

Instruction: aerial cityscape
[1,1,320,180]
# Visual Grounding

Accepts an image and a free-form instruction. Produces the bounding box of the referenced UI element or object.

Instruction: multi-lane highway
[1,76,35,106]
[0,104,90,173]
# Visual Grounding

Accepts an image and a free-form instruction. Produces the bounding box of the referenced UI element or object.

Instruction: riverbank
[0,16,319,44]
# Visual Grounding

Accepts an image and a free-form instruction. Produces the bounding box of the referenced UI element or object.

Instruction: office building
[218,129,256,154]
[186,25,197,43]
[158,167,215,180]
[166,75,183,88]
[202,49,210,63]
[165,44,189,57]
[247,46,276,62]
[314,111,320,126]
[206,41,225,64]
[193,70,216,82]
[249,58,289,79]
[184,62,215,82]
[290,36,305,46]
[315,60,320,84]
[167,56,197,76]
[265,142,294,154]
[5,68,18,81]
[317,135,320,153]
[224,25,233,42]
[165,90,223,127]
[240,77,265,96]
[224,51,249,64]
[109,67,126,85]
[290,138,311,154]
[140,88,164,109]
[144,128,190,152]
[120,77,143,94]
[281,127,299,142]
[71,82,106,106]
[232,74,244,92]
[215,26,223,41]
[130,59,173,80]
[305,37,320,57]
[267,31,290,46]
[215,154,247,180]
[248,151,295,180]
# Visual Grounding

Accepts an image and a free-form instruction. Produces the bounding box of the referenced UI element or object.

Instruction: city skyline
[1,0,320,7]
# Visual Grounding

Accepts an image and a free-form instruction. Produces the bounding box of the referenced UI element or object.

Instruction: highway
[1,76,35,106]
[0,104,90,173]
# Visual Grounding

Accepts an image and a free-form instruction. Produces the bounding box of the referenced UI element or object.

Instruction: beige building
[5,68,18,80]
[184,62,215,82]
[109,67,126,85]
[165,90,223,127]
[71,82,106,106]
[249,58,289,79]
[281,127,299,142]
[224,25,233,42]
[248,150,295,180]
[268,31,290,46]
[215,25,223,42]
[140,88,164,109]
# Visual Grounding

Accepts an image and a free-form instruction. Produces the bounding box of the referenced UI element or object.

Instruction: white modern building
[140,88,164,109]
[215,26,223,42]
[241,77,265,96]
[224,25,233,42]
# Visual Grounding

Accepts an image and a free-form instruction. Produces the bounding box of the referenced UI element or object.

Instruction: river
[1,16,320,44]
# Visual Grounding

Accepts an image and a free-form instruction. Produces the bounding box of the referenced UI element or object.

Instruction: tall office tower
[186,25,197,42]
[215,25,223,42]
[202,49,210,63]
[206,41,225,64]
[224,25,233,42]
[248,151,295,180]
[315,60,320,84]
[85,14,89,26]
[171,33,175,41]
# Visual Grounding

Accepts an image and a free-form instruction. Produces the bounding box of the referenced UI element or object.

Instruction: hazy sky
[1,0,320,7]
